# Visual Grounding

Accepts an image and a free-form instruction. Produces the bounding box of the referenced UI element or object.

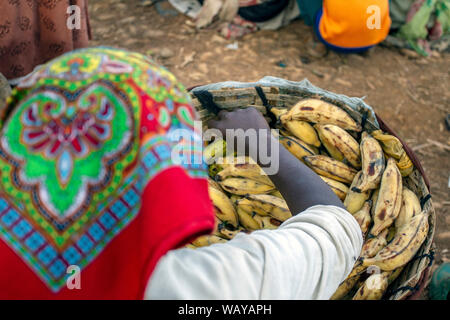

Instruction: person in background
[0,0,91,85]
[0,46,362,299]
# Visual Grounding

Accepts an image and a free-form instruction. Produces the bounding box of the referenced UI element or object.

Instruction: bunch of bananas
[190,98,427,300]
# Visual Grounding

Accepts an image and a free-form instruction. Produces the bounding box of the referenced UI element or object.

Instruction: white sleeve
[144,205,363,300]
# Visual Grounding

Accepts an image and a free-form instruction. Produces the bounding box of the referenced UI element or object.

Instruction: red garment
[0,47,215,299]
[0,167,214,299]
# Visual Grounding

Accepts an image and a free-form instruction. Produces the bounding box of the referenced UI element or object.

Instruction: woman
[0,0,91,82]
[0,47,361,299]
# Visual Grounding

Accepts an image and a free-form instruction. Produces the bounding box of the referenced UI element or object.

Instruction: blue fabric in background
[296,0,322,26]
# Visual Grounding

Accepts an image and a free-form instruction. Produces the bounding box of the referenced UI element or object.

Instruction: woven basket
[189,78,436,300]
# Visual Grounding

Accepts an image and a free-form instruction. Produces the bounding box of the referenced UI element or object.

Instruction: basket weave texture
[189,78,436,300]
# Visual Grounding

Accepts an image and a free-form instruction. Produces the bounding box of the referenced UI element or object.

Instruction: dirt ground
[88,0,449,298]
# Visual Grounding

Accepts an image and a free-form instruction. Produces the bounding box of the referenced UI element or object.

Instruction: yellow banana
[279,135,317,162]
[352,271,390,300]
[254,215,281,230]
[330,275,361,300]
[353,200,372,236]
[219,177,275,195]
[281,98,362,132]
[395,186,421,228]
[319,176,349,201]
[203,139,227,164]
[215,158,274,186]
[362,213,429,271]
[353,132,385,192]
[386,225,396,243]
[184,244,198,249]
[208,177,222,191]
[282,120,321,147]
[344,171,372,214]
[371,187,380,217]
[371,130,414,177]
[236,194,292,221]
[214,219,241,240]
[361,229,389,258]
[270,190,284,199]
[315,124,361,169]
[270,107,288,120]
[303,155,357,184]
[236,206,261,231]
[397,152,414,177]
[192,235,228,247]
[209,185,239,228]
[370,158,403,236]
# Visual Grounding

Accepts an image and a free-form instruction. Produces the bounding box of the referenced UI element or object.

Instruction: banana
[352,271,390,300]
[386,225,396,243]
[184,244,198,249]
[303,155,357,184]
[237,194,292,221]
[353,200,372,236]
[370,158,403,236]
[192,235,228,247]
[361,229,389,258]
[371,187,380,217]
[203,139,227,164]
[371,130,414,177]
[282,120,321,147]
[208,177,222,191]
[395,187,421,228]
[362,213,429,271]
[330,274,361,300]
[214,219,241,240]
[319,176,349,201]
[270,190,284,199]
[352,132,385,192]
[270,107,288,120]
[254,215,281,230]
[219,177,275,195]
[315,124,361,169]
[209,185,239,227]
[281,98,362,132]
[344,171,372,214]
[236,206,261,231]
[388,266,404,284]
[397,152,414,177]
[215,158,274,186]
[279,135,317,161]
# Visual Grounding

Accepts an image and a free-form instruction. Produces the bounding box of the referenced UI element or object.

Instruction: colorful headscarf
[0,47,214,299]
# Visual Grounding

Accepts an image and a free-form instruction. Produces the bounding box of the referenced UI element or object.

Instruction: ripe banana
[208,177,222,191]
[209,185,239,227]
[352,132,385,192]
[270,190,284,199]
[361,229,389,258]
[214,219,241,240]
[254,215,281,230]
[353,200,372,236]
[192,235,228,247]
[370,158,403,236]
[279,135,317,162]
[330,274,361,300]
[303,155,357,184]
[344,171,372,214]
[371,130,414,177]
[219,177,275,195]
[319,176,349,201]
[352,271,390,300]
[315,124,361,169]
[395,187,421,228]
[203,139,227,164]
[371,187,380,217]
[362,213,429,271]
[236,194,292,221]
[215,157,274,186]
[236,206,260,231]
[281,98,362,132]
[282,120,321,147]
